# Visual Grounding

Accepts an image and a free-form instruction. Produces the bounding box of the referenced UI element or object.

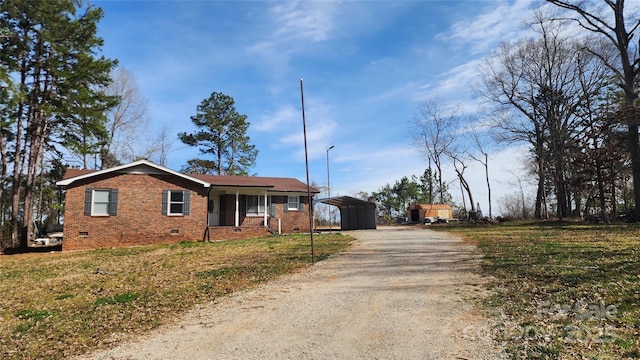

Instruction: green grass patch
[0,232,352,359]
[440,222,640,359]
[15,309,51,321]
[55,293,74,301]
[95,292,140,305]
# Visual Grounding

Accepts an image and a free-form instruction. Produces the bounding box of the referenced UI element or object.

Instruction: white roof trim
[56,160,211,188]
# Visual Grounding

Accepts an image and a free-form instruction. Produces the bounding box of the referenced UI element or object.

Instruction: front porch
[204,190,282,240]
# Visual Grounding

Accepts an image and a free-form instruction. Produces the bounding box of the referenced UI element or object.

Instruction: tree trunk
[9,49,28,245]
[625,105,640,220]
[485,154,492,218]
[535,152,545,219]
[595,157,607,215]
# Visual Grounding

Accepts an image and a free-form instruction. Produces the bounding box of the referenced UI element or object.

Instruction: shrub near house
[56,160,318,251]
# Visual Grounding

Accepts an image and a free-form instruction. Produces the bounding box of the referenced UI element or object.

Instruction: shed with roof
[407,203,454,223]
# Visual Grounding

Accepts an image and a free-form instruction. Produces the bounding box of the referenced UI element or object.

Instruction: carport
[317,196,377,230]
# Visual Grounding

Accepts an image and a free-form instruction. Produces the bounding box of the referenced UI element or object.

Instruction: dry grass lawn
[441,222,640,359]
[0,233,353,360]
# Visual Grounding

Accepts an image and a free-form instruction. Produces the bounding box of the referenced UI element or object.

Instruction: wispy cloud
[436,0,538,55]
[259,98,337,160]
[246,1,340,76]
[270,1,338,42]
[254,105,299,132]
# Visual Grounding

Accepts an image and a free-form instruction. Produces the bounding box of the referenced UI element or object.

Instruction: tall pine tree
[179,92,258,176]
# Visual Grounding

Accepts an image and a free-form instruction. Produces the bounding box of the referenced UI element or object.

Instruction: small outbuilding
[408,204,453,223]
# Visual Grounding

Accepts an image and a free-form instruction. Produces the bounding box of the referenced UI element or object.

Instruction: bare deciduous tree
[451,155,477,216]
[477,10,609,219]
[547,0,640,219]
[101,67,149,168]
[469,127,493,218]
[412,98,460,204]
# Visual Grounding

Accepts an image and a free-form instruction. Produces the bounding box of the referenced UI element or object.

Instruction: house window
[246,195,267,216]
[287,196,300,211]
[84,188,118,216]
[162,190,191,216]
[93,190,110,215]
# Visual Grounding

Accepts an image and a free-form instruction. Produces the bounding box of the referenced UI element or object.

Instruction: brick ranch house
[56,160,318,251]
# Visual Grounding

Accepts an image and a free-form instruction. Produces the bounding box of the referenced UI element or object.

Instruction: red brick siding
[270,195,313,233]
[62,173,208,251]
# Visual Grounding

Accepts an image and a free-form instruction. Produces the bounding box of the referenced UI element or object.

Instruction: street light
[326,145,335,233]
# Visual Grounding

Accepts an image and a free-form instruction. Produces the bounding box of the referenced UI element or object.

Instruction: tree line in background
[477,5,639,222]
[376,2,639,223]
[0,0,257,249]
[373,169,451,224]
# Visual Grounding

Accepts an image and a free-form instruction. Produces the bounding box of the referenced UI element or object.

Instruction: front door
[208,194,220,226]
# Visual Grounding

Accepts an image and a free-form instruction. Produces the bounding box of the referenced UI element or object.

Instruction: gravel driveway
[80,227,505,360]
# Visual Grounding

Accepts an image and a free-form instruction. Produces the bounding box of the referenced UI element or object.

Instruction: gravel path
[80,227,506,360]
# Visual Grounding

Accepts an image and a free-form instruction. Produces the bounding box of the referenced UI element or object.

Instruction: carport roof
[317,196,376,208]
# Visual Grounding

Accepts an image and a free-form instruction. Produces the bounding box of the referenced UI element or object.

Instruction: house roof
[57,160,318,193]
[57,160,211,187]
[190,174,317,193]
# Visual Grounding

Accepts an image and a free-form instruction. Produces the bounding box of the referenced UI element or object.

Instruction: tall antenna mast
[300,78,315,263]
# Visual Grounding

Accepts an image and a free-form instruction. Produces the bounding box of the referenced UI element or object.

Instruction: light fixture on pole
[326,145,335,233]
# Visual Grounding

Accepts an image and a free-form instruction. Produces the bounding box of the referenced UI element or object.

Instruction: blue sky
[93,0,543,214]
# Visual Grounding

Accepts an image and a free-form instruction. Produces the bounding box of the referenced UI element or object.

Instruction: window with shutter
[287,196,300,211]
[268,197,276,217]
[84,188,93,216]
[108,189,118,215]
[164,190,189,215]
[85,189,116,216]
[183,191,190,215]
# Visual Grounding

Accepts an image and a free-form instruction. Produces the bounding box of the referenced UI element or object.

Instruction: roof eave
[56,160,211,188]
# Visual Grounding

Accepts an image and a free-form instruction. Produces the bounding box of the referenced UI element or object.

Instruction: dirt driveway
[80,227,505,360]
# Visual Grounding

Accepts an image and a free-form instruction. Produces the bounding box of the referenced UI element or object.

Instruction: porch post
[235,191,239,227]
[263,190,268,226]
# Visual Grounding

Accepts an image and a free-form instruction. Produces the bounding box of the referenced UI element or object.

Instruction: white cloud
[257,98,338,161]
[245,1,340,76]
[254,105,299,132]
[270,1,338,42]
[437,0,538,55]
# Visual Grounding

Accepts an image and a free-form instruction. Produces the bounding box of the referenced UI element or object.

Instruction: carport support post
[327,145,335,233]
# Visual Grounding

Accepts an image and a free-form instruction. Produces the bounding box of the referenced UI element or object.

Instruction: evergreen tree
[0,0,117,247]
[178,92,258,175]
